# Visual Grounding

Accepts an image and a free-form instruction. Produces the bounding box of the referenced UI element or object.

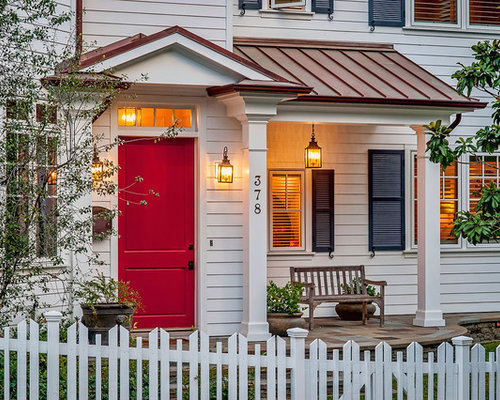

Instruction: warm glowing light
[118,107,136,126]
[48,169,57,185]
[216,147,233,183]
[92,148,104,182]
[305,124,322,168]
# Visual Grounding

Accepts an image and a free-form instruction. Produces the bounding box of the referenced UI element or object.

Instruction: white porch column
[412,125,445,327]
[240,118,270,341]
[217,92,295,341]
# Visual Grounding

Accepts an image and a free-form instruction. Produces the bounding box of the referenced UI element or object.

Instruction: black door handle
[188,261,194,270]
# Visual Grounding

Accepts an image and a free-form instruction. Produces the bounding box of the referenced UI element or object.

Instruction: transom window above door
[118,107,192,128]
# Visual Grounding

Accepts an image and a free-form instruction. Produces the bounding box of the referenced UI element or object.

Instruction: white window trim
[408,150,463,250]
[268,169,306,252]
[405,0,500,33]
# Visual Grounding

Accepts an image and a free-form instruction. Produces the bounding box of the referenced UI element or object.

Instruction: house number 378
[254,175,261,214]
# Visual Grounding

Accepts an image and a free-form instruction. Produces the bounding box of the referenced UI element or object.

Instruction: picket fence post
[45,311,62,400]
[287,327,308,400]
[452,335,473,400]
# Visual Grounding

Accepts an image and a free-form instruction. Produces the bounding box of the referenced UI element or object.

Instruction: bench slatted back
[290,266,367,298]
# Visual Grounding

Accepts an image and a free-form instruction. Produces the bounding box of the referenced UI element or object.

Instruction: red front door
[118,137,195,329]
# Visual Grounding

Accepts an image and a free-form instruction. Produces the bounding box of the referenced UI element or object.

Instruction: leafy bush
[266,281,304,314]
[341,278,379,296]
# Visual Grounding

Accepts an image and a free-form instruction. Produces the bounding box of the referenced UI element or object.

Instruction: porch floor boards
[131,312,500,351]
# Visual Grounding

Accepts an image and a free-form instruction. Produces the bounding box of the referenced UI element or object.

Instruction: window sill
[267,251,316,258]
[403,24,500,36]
[259,9,314,20]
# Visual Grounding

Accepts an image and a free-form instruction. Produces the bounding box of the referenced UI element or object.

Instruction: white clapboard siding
[2,313,499,399]
[82,0,229,49]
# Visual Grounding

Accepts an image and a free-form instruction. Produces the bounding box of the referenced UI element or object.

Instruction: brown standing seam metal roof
[232,38,487,109]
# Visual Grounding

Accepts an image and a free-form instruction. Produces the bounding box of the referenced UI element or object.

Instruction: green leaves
[266,281,305,314]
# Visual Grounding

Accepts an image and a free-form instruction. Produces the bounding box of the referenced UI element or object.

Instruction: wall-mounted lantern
[92,146,104,182]
[305,124,322,168]
[216,146,233,183]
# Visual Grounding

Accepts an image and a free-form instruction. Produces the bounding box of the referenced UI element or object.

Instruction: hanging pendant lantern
[92,145,104,182]
[305,124,322,168]
[216,146,233,183]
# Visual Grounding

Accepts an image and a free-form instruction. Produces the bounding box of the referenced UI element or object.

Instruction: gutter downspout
[448,113,462,132]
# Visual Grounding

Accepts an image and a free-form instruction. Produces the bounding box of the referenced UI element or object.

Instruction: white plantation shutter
[271,173,303,249]
[414,0,457,23]
[369,150,405,251]
[470,0,500,26]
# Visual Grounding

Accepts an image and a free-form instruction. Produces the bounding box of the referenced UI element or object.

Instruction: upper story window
[238,0,333,16]
[411,0,500,29]
[118,107,192,128]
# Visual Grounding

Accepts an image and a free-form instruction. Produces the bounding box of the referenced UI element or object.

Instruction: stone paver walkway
[305,312,500,350]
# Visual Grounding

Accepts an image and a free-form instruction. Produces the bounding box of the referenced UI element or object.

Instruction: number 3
[254,175,261,186]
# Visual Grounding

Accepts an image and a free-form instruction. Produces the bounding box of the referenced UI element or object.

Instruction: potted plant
[267,281,306,336]
[335,278,379,321]
[76,272,142,344]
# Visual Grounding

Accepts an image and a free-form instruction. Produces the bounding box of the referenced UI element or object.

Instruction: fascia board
[82,33,273,82]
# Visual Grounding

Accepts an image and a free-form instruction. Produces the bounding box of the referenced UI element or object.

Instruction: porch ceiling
[233,38,487,110]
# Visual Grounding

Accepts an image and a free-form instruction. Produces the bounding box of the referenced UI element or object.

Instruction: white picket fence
[0,311,498,399]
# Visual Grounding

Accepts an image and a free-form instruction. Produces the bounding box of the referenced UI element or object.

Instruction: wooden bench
[290,265,387,330]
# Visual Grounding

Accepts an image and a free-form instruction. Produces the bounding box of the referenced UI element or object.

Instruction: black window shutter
[312,0,333,14]
[312,170,334,253]
[369,0,404,27]
[368,150,405,251]
[239,0,262,10]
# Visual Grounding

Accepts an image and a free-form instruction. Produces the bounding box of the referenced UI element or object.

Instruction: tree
[0,0,128,324]
[426,39,500,245]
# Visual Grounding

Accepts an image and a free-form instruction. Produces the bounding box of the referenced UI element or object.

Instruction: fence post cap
[287,327,309,338]
[451,335,473,345]
[44,310,63,322]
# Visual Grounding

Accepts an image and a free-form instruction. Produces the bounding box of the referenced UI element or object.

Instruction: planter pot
[335,302,376,321]
[81,303,134,345]
[267,312,306,336]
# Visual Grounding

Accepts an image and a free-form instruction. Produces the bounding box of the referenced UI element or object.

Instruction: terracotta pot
[81,303,134,344]
[335,302,376,321]
[267,312,306,336]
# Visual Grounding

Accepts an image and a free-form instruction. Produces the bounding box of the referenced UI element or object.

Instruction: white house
[72,0,500,339]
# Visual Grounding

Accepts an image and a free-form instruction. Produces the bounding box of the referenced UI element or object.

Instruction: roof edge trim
[234,37,395,51]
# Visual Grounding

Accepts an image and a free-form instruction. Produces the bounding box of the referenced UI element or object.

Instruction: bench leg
[308,300,315,330]
[362,302,367,325]
[380,301,384,327]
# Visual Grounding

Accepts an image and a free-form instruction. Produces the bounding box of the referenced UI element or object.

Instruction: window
[271,0,305,8]
[414,0,457,24]
[469,155,500,212]
[411,0,500,28]
[270,171,304,250]
[118,107,193,128]
[469,0,500,26]
[36,136,57,257]
[238,0,333,14]
[412,156,459,245]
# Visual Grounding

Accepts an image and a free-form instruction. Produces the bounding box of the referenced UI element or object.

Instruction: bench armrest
[300,282,316,297]
[363,278,387,287]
